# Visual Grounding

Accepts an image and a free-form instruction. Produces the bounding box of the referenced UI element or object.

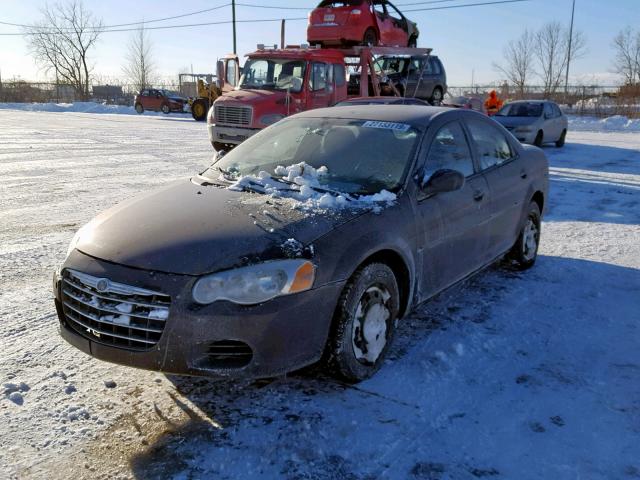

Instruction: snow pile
[228,162,397,212]
[0,102,187,116]
[568,115,640,132]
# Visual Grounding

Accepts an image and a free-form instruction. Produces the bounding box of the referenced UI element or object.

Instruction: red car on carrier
[308,0,419,48]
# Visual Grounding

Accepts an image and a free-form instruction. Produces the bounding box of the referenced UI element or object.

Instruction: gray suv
[348,54,447,105]
[493,100,568,147]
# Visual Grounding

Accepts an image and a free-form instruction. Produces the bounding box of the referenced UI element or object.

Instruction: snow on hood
[227,162,397,213]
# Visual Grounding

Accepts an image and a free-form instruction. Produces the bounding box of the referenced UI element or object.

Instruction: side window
[552,103,562,117]
[424,122,475,179]
[373,1,386,17]
[543,103,554,118]
[311,62,327,91]
[141,90,149,96]
[226,59,238,86]
[429,58,441,75]
[334,64,346,87]
[466,119,514,170]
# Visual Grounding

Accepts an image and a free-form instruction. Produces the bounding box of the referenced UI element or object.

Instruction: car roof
[293,105,460,127]
[508,100,552,105]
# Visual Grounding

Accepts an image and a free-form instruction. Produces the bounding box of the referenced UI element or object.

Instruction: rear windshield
[496,103,543,117]
[318,0,363,7]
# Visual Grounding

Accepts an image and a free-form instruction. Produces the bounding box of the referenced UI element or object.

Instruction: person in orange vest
[484,90,504,116]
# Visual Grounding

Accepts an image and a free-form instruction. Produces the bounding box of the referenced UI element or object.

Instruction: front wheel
[555,129,566,148]
[191,99,209,122]
[507,201,541,270]
[533,130,544,147]
[325,263,400,382]
[161,104,170,114]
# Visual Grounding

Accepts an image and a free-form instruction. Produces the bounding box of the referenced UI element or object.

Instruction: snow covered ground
[1,110,639,480]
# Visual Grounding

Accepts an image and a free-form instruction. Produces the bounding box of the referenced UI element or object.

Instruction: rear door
[465,117,526,260]
[147,89,163,111]
[416,120,492,296]
[543,102,560,142]
[419,57,441,100]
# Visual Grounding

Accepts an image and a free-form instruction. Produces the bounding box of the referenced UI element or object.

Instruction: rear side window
[543,103,554,118]
[334,64,346,87]
[424,122,474,179]
[428,58,441,75]
[466,119,514,170]
[552,103,562,117]
[141,90,149,96]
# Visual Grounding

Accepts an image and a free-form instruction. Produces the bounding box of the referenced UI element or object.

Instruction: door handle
[520,171,528,179]
[473,191,484,201]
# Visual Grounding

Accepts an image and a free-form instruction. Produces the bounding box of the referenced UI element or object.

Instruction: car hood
[218,88,286,106]
[75,179,365,276]
[494,116,540,127]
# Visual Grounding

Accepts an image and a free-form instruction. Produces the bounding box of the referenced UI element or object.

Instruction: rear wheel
[161,104,170,114]
[507,201,541,270]
[408,36,417,48]
[533,130,544,147]
[555,129,566,148]
[363,28,378,46]
[430,87,443,106]
[134,103,144,114]
[325,263,400,382]
[191,99,209,122]
[213,141,227,151]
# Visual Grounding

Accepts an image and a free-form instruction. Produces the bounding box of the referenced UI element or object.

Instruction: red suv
[134,89,187,115]
[307,0,419,47]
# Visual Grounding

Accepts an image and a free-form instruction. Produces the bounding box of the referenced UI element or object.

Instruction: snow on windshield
[227,162,397,212]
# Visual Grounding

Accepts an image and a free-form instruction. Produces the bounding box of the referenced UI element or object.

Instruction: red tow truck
[207,44,432,151]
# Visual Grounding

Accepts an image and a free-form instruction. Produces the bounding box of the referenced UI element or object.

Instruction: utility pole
[232,0,237,54]
[564,0,576,94]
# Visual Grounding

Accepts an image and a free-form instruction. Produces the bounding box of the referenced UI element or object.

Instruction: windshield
[497,103,543,117]
[203,117,420,195]
[240,58,307,93]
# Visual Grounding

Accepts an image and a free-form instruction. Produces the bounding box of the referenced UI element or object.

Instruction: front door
[308,62,330,110]
[416,120,492,297]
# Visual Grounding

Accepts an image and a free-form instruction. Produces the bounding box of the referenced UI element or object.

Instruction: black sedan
[54,106,548,382]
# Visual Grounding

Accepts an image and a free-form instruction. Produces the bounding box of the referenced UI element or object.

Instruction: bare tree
[612,27,640,85]
[534,21,586,95]
[25,1,102,100]
[494,30,535,96]
[122,24,155,93]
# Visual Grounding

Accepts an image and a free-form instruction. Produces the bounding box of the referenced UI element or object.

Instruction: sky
[0,0,638,87]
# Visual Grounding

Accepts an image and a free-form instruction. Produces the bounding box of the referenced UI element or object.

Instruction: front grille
[60,269,171,351]
[214,104,252,126]
[206,341,253,369]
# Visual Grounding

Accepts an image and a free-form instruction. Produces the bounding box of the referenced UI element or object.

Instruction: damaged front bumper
[54,250,344,378]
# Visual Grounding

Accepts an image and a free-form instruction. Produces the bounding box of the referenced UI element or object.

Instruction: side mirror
[422,169,465,196]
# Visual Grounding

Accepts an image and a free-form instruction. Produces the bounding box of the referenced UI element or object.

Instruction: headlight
[515,126,533,133]
[192,260,316,305]
[260,114,285,126]
[65,228,83,259]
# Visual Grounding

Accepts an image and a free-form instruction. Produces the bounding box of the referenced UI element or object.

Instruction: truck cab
[208,46,348,151]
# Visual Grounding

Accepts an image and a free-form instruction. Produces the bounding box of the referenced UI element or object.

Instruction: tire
[161,104,170,114]
[555,129,566,148]
[408,36,417,48]
[430,87,443,106]
[508,201,541,270]
[134,103,144,114]
[533,130,543,147]
[325,263,400,382]
[213,141,227,152]
[191,99,209,122]
[363,28,378,46]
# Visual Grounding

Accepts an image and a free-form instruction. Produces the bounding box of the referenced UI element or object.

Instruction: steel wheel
[430,88,443,106]
[508,201,541,270]
[522,218,539,262]
[161,104,170,114]
[135,103,144,114]
[351,286,392,364]
[326,263,400,382]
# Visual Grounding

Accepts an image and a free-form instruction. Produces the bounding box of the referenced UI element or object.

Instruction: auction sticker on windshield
[362,121,411,132]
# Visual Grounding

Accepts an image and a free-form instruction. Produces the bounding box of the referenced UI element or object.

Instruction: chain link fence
[1,80,638,118]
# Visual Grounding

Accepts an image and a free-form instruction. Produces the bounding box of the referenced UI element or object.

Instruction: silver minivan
[493,100,568,147]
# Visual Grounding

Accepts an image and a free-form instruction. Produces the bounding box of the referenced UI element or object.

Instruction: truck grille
[215,104,252,126]
[60,269,171,351]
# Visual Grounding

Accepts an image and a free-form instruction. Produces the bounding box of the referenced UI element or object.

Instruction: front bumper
[208,124,261,147]
[54,251,345,378]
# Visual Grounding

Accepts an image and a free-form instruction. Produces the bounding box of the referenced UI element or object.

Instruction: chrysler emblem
[95,278,110,293]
